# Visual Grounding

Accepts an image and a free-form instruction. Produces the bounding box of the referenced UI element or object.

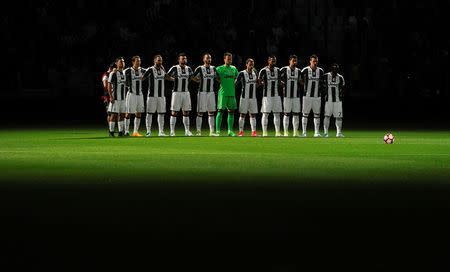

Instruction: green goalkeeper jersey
[216,64,239,96]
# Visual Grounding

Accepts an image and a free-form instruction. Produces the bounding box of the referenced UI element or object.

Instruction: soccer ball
[384,133,395,144]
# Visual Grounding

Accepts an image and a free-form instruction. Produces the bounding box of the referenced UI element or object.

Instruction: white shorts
[302,96,321,115]
[283,97,301,113]
[324,101,343,118]
[109,100,126,113]
[147,96,166,113]
[170,92,191,112]
[126,92,145,113]
[261,96,282,113]
[239,97,258,114]
[197,92,216,112]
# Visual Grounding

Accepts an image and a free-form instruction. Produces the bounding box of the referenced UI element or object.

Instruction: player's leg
[273,97,282,136]
[124,92,132,136]
[157,97,167,136]
[181,93,193,136]
[206,93,217,136]
[226,96,237,136]
[283,113,290,136]
[146,97,153,137]
[216,95,225,135]
[118,112,125,137]
[238,97,248,136]
[132,95,144,137]
[292,98,301,137]
[249,113,258,136]
[170,92,180,136]
[301,97,312,137]
[312,98,322,137]
[261,97,270,137]
[335,102,344,137]
[323,101,332,137]
[238,113,246,136]
[109,112,116,137]
[196,112,203,136]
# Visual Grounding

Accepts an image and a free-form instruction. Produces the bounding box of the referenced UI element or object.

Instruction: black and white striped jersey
[193,65,216,93]
[280,66,301,98]
[236,69,257,99]
[258,67,281,97]
[143,66,166,97]
[300,66,324,98]
[124,67,144,95]
[323,72,345,102]
[167,65,193,92]
[108,70,126,100]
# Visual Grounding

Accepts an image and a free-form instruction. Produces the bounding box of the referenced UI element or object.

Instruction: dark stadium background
[2,1,449,270]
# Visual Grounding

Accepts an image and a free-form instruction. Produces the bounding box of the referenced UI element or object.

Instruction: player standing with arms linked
[124,56,145,137]
[323,63,345,137]
[107,57,127,137]
[167,53,195,136]
[280,55,302,137]
[142,55,171,137]
[101,63,116,128]
[300,54,324,137]
[236,58,260,136]
[215,52,239,136]
[259,56,284,137]
[192,53,219,136]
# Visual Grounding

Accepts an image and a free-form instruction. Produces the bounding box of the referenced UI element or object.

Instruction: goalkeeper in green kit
[215,52,239,136]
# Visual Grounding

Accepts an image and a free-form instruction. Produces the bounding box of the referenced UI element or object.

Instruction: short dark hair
[131,56,140,63]
[109,62,116,69]
[289,55,298,60]
[268,55,277,60]
[246,58,254,64]
[153,54,162,60]
[223,52,232,58]
[331,63,339,70]
[115,57,124,63]
[310,54,318,60]
[178,53,187,59]
[203,52,211,58]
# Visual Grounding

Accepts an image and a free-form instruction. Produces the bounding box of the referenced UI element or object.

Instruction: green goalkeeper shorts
[217,95,237,110]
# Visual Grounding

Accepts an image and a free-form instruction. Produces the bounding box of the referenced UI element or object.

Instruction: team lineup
[101,52,345,137]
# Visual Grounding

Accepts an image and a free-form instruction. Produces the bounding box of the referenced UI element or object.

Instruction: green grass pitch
[0,128,449,184]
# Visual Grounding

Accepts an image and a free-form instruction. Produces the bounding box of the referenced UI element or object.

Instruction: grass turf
[1,127,448,184]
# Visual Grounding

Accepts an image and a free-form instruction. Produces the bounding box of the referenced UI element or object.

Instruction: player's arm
[319,69,326,97]
[107,72,116,103]
[258,69,266,85]
[214,67,221,82]
[188,67,196,82]
[191,66,201,83]
[234,71,244,97]
[339,75,345,100]
[102,74,109,89]
[166,66,175,81]
[299,68,307,86]
[142,67,151,81]
[124,68,132,88]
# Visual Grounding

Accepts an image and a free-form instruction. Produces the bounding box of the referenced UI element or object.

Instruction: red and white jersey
[102,72,109,90]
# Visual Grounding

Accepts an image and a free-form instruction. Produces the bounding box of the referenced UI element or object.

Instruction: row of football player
[101,53,345,137]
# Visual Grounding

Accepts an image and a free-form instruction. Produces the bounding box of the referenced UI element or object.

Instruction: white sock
[118,120,124,132]
[283,115,289,134]
[250,117,256,132]
[158,114,164,133]
[134,117,141,134]
[183,116,190,132]
[238,116,245,132]
[302,116,308,133]
[208,115,215,132]
[262,113,269,133]
[274,114,281,133]
[109,122,115,132]
[196,115,202,132]
[170,116,176,134]
[293,115,299,132]
[314,116,320,134]
[323,116,330,135]
[146,114,153,133]
[125,118,130,134]
[336,118,343,134]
